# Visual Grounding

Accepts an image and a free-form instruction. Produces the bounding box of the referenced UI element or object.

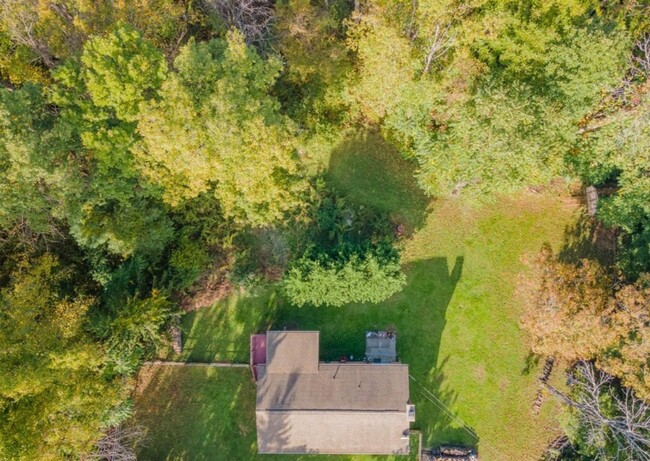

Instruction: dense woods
[1,0,650,459]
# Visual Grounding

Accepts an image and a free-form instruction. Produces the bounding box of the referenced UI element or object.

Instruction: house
[250,330,414,455]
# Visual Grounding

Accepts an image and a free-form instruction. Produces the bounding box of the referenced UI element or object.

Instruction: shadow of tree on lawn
[326,130,430,235]
[176,290,280,363]
[557,211,616,267]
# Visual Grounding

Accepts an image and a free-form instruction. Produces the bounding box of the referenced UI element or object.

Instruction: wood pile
[422,446,478,461]
[533,357,555,414]
[171,315,182,354]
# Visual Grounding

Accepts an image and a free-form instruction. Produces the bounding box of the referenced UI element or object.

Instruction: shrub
[282,250,406,307]
[167,238,212,292]
[99,290,174,362]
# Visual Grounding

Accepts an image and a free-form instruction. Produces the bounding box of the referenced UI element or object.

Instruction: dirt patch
[180,267,233,311]
[473,364,487,383]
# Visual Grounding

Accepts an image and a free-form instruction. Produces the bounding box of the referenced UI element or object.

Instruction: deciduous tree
[599,279,650,400]
[0,255,126,460]
[50,29,174,257]
[136,31,308,226]
[81,25,167,122]
[519,245,617,361]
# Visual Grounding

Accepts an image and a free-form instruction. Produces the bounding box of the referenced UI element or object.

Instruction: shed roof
[365,331,398,363]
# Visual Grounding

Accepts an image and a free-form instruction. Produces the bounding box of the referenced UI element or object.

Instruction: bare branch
[422,22,454,75]
[407,0,418,44]
[0,0,57,68]
[82,425,145,461]
[633,34,650,77]
[202,0,274,48]
[545,362,650,461]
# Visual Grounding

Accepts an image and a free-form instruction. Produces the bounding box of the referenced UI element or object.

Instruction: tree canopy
[0,255,126,460]
[136,32,308,226]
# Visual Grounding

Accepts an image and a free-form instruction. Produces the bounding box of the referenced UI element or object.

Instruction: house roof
[257,363,409,411]
[266,331,319,374]
[256,410,410,454]
[255,331,411,455]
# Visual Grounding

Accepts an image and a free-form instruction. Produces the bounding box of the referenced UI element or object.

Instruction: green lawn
[133,132,580,460]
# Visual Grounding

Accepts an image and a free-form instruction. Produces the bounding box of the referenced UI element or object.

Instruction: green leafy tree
[167,237,212,292]
[274,0,352,128]
[345,14,417,123]
[412,20,629,197]
[49,29,174,258]
[350,1,630,197]
[81,24,167,121]
[0,255,126,460]
[283,190,405,307]
[136,31,308,226]
[0,85,64,235]
[99,290,173,362]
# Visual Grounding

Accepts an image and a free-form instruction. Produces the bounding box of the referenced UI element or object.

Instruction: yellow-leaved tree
[136,31,309,227]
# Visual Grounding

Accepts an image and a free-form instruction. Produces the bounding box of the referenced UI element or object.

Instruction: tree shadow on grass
[557,212,616,267]
[176,290,281,363]
[397,257,477,450]
[521,352,541,376]
[326,130,430,234]
[132,364,258,461]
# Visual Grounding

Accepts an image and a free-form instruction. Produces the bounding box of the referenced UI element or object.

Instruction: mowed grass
[133,132,580,460]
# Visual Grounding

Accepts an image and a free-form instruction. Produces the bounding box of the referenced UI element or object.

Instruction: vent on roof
[407,404,416,422]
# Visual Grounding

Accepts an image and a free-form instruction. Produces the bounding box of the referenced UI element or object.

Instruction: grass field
[133,132,581,460]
